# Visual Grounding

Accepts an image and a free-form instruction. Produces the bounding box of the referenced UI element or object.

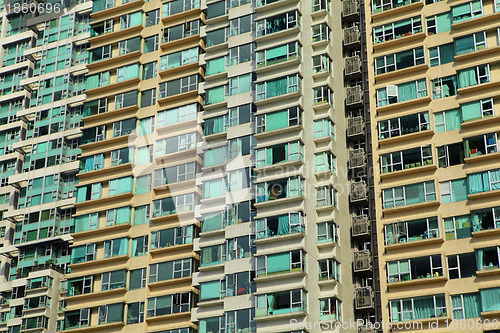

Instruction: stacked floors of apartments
[70,0,202,331]
[366,0,500,331]
[0,1,91,332]
[73,0,369,331]
[0,0,383,332]
[197,0,343,331]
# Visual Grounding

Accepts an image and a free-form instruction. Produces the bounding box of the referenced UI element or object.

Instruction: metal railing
[349,148,365,169]
[352,215,370,236]
[343,0,359,16]
[347,116,364,136]
[346,85,363,105]
[344,26,360,45]
[353,250,372,272]
[351,181,368,202]
[355,287,374,309]
[345,56,362,75]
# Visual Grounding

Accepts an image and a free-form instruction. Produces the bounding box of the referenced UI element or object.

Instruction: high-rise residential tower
[70,0,202,331]
[0,0,382,331]
[0,0,91,332]
[366,0,500,331]
[194,0,357,330]
[74,0,378,329]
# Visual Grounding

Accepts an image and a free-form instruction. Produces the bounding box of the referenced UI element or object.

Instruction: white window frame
[78,309,90,327]
[314,117,334,138]
[452,0,483,22]
[256,11,298,37]
[319,258,340,280]
[229,74,251,96]
[480,98,494,118]
[313,54,331,73]
[229,14,252,36]
[320,297,341,318]
[390,294,446,322]
[256,42,298,67]
[316,186,334,207]
[317,221,339,243]
[472,31,486,50]
[383,181,436,208]
[312,23,330,42]
[439,180,453,203]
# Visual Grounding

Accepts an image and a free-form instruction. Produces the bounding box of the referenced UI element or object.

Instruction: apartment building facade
[366,0,500,331]
[72,0,376,330]
[0,0,91,332]
[194,0,364,331]
[0,0,381,331]
[68,0,203,331]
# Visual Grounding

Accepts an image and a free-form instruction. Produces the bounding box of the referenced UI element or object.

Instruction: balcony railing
[352,215,370,236]
[343,26,360,45]
[353,250,372,272]
[351,181,368,202]
[31,263,65,274]
[342,0,359,16]
[349,149,365,169]
[355,287,374,309]
[347,116,364,137]
[359,327,375,333]
[346,85,363,105]
[345,56,362,75]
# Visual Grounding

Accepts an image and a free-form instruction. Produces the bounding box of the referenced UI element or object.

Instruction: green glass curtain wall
[135,175,151,195]
[205,86,226,105]
[468,170,500,194]
[266,44,287,62]
[202,212,224,232]
[451,179,468,202]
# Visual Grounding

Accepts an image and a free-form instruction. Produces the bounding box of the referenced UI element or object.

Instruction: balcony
[346,85,363,106]
[349,149,365,169]
[343,0,359,17]
[355,287,374,309]
[347,116,364,137]
[351,181,368,202]
[343,26,360,46]
[353,250,372,272]
[352,215,370,237]
[345,56,362,76]
[359,327,375,333]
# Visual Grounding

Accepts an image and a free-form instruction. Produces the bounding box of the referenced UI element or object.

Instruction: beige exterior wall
[194,0,356,331]
[365,0,500,331]
[70,0,203,331]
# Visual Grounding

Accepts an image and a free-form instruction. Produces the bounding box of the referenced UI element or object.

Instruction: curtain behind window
[458,68,477,88]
